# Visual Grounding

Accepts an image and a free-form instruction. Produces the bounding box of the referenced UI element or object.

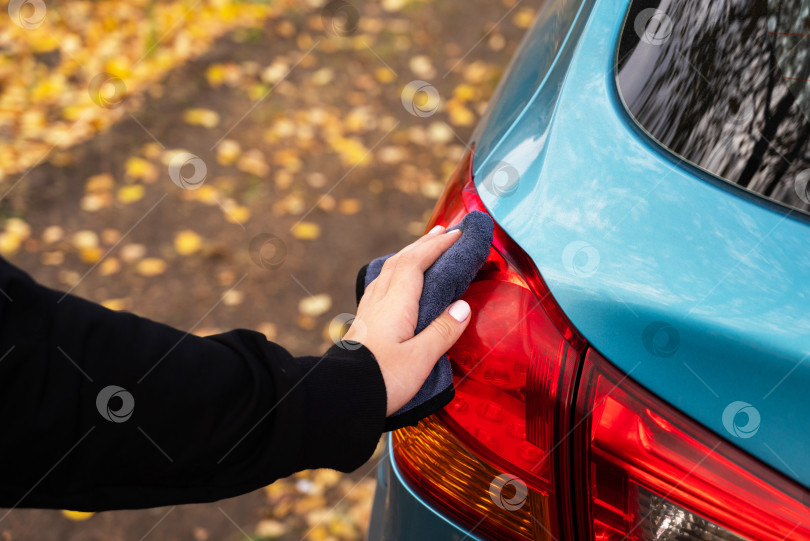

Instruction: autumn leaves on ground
[0,0,535,539]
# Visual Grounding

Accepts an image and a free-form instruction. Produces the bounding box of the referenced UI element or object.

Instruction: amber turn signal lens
[393,414,553,541]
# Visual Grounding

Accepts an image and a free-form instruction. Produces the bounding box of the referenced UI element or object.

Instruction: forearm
[0,256,386,511]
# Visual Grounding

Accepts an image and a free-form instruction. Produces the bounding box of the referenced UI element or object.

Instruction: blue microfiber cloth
[356,210,494,431]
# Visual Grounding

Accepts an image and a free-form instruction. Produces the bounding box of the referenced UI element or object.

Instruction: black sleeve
[0,256,387,511]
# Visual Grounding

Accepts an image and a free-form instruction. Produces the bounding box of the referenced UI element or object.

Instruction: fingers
[397,227,461,274]
[400,224,447,254]
[408,299,471,366]
[371,225,453,299]
[384,228,461,306]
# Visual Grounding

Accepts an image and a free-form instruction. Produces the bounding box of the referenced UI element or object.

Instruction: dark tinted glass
[617,0,810,215]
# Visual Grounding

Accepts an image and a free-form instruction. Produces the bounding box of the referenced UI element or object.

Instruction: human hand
[343,225,472,416]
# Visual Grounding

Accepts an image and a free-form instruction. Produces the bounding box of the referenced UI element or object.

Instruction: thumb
[410,300,471,363]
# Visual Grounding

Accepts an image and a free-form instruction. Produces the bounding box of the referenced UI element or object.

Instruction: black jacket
[0,256,387,511]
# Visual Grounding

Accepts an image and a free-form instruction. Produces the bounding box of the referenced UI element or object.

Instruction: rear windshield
[617,0,810,215]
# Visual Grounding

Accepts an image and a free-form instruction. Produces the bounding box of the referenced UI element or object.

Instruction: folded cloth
[356,210,494,431]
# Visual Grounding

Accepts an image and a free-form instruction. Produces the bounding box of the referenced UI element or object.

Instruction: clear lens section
[637,488,748,541]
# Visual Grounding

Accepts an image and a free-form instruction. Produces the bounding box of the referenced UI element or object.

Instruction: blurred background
[0,0,537,538]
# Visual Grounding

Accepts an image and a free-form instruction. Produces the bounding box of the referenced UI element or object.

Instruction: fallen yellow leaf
[409,55,435,79]
[79,246,104,264]
[117,184,145,204]
[4,218,30,238]
[99,257,121,276]
[330,136,370,166]
[225,205,251,224]
[141,143,163,160]
[237,149,270,177]
[125,157,158,183]
[80,193,112,212]
[206,64,227,87]
[463,61,490,84]
[428,122,454,144]
[374,67,396,84]
[120,243,146,263]
[72,230,99,250]
[223,290,244,306]
[312,68,334,86]
[261,61,290,84]
[216,139,241,165]
[102,229,121,245]
[60,510,94,521]
[447,101,475,127]
[317,195,336,212]
[513,7,536,28]
[183,108,220,128]
[41,226,63,244]
[291,222,320,240]
[100,298,131,311]
[187,184,219,205]
[272,148,302,171]
[174,230,202,256]
[0,233,22,256]
[257,322,277,341]
[273,193,306,215]
[299,294,332,317]
[453,84,477,102]
[382,0,406,11]
[338,198,362,215]
[85,173,115,193]
[136,258,167,277]
[255,520,287,538]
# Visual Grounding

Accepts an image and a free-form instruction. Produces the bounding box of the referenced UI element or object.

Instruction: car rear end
[369,0,810,539]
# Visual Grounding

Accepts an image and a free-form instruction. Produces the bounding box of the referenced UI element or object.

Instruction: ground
[0,0,537,538]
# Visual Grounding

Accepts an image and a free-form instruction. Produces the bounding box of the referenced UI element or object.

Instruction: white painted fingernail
[448,300,471,322]
[428,225,444,236]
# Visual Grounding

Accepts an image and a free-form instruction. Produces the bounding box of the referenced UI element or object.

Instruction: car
[367,0,810,539]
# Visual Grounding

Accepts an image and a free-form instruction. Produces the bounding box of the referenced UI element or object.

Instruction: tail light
[574,349,810,540]
[393,149,586,540]
[391,149,810,540]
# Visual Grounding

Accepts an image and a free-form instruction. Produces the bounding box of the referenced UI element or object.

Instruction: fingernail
[448,300,471,322]
[428,225,445,236]
[447,228,462,235]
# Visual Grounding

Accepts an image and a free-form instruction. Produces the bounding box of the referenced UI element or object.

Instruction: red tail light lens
[393,149,585,540]
[575,349,810,540]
